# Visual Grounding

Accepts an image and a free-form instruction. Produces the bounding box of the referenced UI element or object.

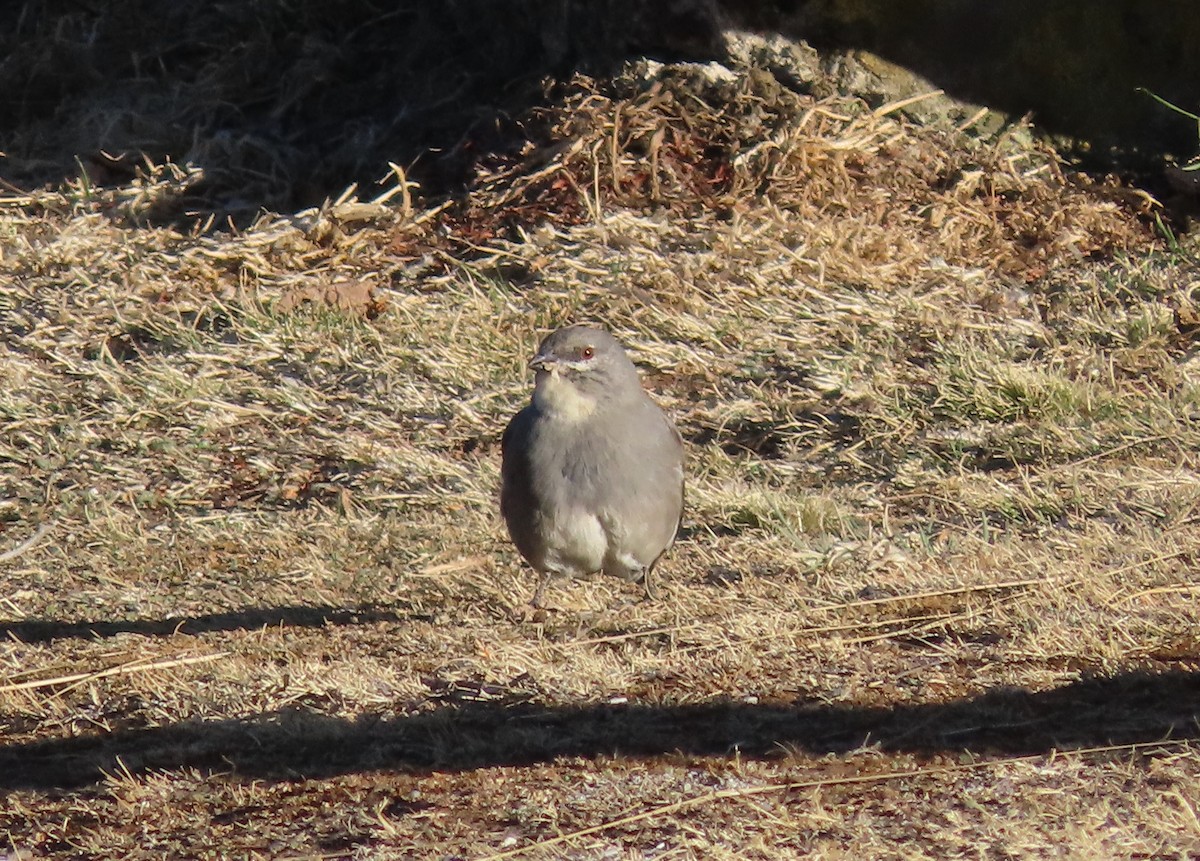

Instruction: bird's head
[529,325,641,417]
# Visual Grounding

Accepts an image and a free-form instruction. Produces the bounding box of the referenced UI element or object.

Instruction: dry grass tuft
[2,55,1199,860]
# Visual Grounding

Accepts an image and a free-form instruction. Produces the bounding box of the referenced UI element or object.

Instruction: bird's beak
[529,354,557,372]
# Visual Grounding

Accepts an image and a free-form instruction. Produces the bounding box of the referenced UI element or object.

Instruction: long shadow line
[1,669,1196,790]
[0,605,421,643]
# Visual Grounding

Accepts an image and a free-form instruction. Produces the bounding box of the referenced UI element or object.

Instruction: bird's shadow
[1,664,1196,791]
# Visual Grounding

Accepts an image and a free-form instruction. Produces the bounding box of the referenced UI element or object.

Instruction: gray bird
[501,324,684,605]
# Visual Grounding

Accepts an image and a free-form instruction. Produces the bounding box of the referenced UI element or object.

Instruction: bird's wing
[500,405,542,564]
[654,405,686,566]
[604,398,684,572]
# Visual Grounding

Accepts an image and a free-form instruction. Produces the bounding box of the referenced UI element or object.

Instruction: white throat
[533,370,597,422]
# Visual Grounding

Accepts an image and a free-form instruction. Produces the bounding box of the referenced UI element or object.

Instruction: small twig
[956,107,991,132]
[1108,548,1192,577]
[1113,583,1200,605]
[671,612,961,658]
[474,740,1192,861]
[0,652,229,694]
[577,609,975,656]
[412,556,488,577]
[873,89,945,118]
[1049,434,1170,472]
[837,611,967,646]
[564,625,688,648]
[812,577,1044,613]
[0,523,52,564]
[410,199,454,227]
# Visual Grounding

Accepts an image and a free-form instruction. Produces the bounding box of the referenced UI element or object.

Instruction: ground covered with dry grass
[3,57,1200,859]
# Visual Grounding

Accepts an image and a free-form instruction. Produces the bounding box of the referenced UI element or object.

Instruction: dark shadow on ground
[2,669,1196,790]
[0,605,419,644]
[746,0,1200,166]
[5,1,1197,221]
[0,0,718,218]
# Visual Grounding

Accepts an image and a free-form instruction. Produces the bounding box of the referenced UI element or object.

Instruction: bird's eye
[580,346,595,360]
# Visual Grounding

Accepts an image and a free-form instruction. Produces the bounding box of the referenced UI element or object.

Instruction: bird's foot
[513,604,550,624]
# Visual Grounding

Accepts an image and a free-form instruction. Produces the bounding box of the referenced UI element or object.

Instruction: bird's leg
[641,566,659,600]
[531,571,552,608]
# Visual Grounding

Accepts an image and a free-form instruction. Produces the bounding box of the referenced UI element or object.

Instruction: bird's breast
[532,370,597,423]
[542,506,608,575]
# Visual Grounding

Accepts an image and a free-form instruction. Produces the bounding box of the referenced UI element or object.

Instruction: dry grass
[2,57,1200,860]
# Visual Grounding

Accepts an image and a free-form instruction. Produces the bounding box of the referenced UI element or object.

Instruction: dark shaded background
[2,0,1198,217]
